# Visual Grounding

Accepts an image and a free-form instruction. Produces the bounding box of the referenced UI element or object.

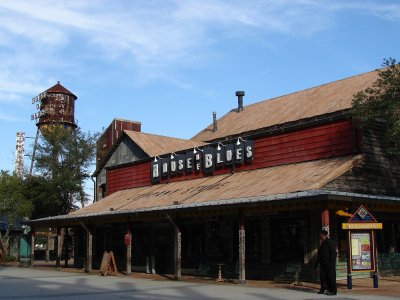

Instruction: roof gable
[192,70,379,142]
[94,130,207,176]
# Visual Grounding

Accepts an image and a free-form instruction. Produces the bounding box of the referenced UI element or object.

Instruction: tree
[31,126,99,215]
[352,58,400,157]
[24,176,64,219]
[0,170,32,254]
[0,171,32,225]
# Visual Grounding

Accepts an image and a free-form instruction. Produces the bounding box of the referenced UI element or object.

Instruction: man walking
[314,229,337,295]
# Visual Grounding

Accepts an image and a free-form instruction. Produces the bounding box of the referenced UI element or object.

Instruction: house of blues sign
[151,140,254,183]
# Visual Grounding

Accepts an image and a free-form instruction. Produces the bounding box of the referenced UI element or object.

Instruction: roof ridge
[192,68,380,141]
[124,129,200,142]
[244,68,380,110]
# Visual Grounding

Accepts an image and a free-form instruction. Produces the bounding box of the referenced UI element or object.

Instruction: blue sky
[1,0,400,176]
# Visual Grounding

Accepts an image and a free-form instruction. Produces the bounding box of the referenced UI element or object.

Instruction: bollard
[347,274,352,289]
[373,272,378,288]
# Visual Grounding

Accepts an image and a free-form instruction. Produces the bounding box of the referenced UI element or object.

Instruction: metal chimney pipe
[236,91,245,112]
[213,111,217,132]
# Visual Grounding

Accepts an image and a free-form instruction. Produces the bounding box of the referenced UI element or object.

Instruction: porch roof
[32,154,377,224]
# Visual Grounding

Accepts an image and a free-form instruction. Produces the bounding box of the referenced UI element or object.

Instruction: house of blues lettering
[151,140,254,183]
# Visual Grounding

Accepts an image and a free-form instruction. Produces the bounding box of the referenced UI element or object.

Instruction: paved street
[0,266,398,300]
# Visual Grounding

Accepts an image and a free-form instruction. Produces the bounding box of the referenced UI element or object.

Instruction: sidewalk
[3,261,399,298]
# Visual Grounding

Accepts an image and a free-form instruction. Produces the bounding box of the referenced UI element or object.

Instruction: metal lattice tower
[15,132,25,177]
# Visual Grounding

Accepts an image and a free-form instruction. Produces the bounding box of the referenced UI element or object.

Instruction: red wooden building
[30,69,400,283]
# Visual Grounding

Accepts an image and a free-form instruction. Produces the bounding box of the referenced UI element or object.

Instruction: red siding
[238,120,356,171]
[108,161,151,194]
[107,120,357,195]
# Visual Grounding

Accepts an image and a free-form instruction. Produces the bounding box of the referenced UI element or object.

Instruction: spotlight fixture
[154,155,161,162]
[236,137,245,145]
[193,146,203,154]
[170,152,177,159]
[217,142,225,151]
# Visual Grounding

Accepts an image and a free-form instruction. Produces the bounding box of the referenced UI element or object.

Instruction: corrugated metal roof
[192,70,379,142]
[72,155,363,217]
[124,130,207,157]
[30,189,400,223]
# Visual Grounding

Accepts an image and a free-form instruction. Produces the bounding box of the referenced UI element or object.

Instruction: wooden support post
[150,226,155,274]
[238,215,246,285]
[167,214,181,280]
[30,232,35,268]
[175,227,182,280]
[16,232,20,262]
[322,208,330,235]
[46,231,50,263]
[126,229,132,276]
[64,228,69,268]
[56,227,62,270]
[85,228,93,273]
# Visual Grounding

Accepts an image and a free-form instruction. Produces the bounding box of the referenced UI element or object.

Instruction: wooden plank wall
[238,119,356,172]
[97,120,141,165]
[108,161,151,195]
[323,121,400,195]
[107,120,357,195]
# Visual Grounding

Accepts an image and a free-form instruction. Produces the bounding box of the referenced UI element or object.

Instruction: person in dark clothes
[314,229,337,295]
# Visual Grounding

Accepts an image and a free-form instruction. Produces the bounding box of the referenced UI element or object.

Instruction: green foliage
[2,255,17,262]
[0,170,32,225]
[352,58,400,156]
[30,126,99,215]
[24,176,64,219]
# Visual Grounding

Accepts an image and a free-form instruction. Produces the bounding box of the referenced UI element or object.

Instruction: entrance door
[271,219,305,263]
[152,225,174,274]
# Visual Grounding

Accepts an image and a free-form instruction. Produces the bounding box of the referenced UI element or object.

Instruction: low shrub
[3,255,16,262]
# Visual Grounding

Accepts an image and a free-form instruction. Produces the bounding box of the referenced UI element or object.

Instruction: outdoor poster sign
[350,231,375,271]
[341,205,382,289]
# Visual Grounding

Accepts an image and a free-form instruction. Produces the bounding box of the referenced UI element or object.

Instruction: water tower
[29,82,78,174]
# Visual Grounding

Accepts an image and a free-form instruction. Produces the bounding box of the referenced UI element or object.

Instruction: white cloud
[360,3,400,22]
[0,14,67,47]
[0,110,22,122]
[304,0,400,22]
[0,0,396,67]
[0,1,334,68]
[0,0,399,107]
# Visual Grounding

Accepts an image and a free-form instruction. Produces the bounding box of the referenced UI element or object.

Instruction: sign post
[342,205,382,289]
